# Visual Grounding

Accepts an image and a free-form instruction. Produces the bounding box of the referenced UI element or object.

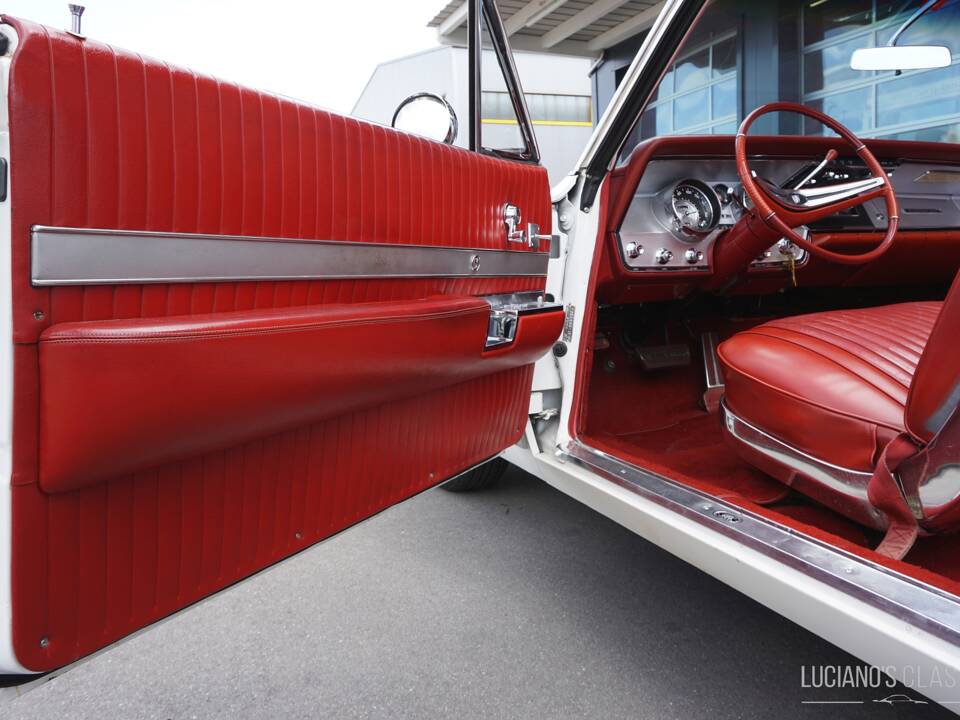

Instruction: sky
[0,0,443,114]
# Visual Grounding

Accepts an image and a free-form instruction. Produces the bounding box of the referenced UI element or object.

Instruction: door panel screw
[39,637,49,648]
[32,310,45,321]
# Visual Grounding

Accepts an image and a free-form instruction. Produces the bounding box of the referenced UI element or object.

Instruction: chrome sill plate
[560,440,960,644]
[31,226,550,286]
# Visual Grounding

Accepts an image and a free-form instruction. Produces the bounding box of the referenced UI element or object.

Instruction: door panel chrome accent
[31,226,550,286]
[482,291,561,348]
[560,439,960,644]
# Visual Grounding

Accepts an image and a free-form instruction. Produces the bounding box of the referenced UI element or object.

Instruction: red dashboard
[598,135,960,305]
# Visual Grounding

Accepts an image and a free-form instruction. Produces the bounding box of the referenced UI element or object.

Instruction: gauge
[670,180,720,235]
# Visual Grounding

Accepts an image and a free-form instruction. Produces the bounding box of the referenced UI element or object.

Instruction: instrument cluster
[665,179,749,237]
[618,176,803,273]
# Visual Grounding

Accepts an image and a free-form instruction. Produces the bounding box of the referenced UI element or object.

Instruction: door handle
[503,203,555,251]
[503,203,526,245]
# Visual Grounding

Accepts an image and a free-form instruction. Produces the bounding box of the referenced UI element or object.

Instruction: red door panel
[4,16,556,671]
[39,299,562,493]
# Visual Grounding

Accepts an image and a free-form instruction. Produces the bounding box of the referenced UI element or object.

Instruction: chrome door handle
[503,203,555,250]
[503,203,525,244]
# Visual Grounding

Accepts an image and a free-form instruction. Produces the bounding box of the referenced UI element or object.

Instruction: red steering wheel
[735,102,899,265]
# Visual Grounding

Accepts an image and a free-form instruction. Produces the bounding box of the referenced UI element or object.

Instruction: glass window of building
[802,0,960,143]
[637,24,739,139]
[482,92,592,126]
[616,0,960,159]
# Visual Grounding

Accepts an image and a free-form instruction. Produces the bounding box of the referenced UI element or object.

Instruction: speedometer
[670,180,720,234]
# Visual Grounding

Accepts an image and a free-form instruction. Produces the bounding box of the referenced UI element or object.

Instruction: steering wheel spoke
[735,102,899,265]
[781,182,887,226]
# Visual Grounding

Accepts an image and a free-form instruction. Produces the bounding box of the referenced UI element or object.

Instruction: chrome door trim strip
[559,439,960,644]
[31,226,549,286]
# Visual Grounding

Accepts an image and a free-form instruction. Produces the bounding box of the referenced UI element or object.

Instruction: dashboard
[614,146,960,275]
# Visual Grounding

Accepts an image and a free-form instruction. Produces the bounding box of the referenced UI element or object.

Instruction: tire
[441,457,509,492]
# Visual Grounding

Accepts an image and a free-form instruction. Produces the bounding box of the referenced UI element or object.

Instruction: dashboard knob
[625,241,643,259]
[684,248,702,265]
[655,248,673,265]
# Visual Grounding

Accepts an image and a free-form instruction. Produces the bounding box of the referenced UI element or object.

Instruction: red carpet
[582,324,960,597]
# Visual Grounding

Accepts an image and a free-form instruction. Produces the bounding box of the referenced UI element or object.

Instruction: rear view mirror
[391,93,458,145]
[850,45,951,71]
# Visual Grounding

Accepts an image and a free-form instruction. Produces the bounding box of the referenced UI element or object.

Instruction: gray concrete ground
[5,466,954,720]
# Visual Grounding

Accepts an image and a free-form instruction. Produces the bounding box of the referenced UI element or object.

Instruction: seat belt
[867,434,922,560]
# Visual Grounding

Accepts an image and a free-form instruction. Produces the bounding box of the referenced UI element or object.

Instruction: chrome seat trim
[560,439,960,644]
[31,225,550,286]
[720,400,885,528]
[721,401,874,496]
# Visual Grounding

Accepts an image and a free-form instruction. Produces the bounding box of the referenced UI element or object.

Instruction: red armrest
[39,297,562,493]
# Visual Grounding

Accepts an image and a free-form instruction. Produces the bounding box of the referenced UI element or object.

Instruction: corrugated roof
[428,0,664,56]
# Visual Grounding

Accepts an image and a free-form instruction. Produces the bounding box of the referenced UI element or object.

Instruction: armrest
[39,297,562,493]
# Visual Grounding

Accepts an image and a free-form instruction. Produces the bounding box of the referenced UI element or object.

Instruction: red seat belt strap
[867,434,921,560]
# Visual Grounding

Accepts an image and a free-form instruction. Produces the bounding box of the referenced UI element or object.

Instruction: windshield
[613,0,960,161]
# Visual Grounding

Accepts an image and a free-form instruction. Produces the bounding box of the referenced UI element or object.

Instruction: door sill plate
[559,440,960,644]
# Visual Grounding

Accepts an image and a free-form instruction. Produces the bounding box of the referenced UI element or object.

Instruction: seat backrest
[906,270,960,442]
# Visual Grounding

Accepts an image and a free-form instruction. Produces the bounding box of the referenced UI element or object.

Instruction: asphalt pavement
[5,466,954,719]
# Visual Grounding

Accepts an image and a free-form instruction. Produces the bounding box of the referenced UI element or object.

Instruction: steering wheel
[735,101,899,265]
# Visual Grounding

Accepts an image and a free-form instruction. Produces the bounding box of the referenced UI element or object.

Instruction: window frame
[468,0,541,163]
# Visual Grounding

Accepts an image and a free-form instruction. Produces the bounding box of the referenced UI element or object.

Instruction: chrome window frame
[469,0,541,163]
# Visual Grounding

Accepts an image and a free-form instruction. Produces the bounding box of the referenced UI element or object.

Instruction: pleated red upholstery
[4,16,554,671]
[719,301,942,472]
[906,271,960,441]
[14,365,534,671]
[6,18,549,341]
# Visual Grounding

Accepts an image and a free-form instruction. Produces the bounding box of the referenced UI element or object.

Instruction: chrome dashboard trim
[559,439,960,645]
[31,226,550,286]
